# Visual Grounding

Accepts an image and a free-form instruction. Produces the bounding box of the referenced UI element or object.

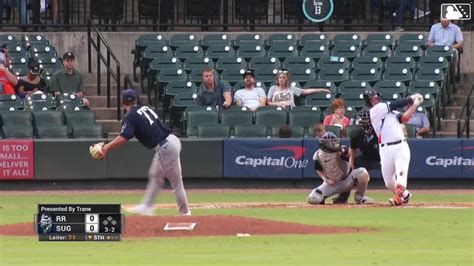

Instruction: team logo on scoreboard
[441,3,471,20]
[302,0,334,23]
[39,214,53,233]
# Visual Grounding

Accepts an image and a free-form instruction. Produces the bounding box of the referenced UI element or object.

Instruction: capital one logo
[425,146,474,168]
[235,146,309,169]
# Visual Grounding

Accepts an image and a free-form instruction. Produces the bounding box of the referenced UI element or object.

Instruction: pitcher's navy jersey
[120,105,171,149]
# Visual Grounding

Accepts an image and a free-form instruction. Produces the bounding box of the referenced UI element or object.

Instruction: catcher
[89,89,190,216]
[307,131,374,205]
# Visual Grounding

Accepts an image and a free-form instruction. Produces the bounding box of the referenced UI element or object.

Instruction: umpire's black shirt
[350,127,380,161]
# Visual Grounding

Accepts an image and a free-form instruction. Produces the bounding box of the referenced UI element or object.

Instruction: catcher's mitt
[89,142,105,160]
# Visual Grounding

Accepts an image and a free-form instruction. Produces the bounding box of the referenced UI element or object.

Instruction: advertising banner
[0,140,34,180]
[461,139,474,178]
[223,139,305,179]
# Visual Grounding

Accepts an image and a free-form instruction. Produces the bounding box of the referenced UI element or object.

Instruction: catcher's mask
[363,89,380,107]
[319,131,341,153]
[357,109,373,135]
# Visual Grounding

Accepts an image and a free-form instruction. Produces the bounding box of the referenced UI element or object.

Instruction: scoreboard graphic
[36,204,122,241]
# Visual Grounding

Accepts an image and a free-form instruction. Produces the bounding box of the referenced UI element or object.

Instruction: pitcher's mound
[124,215,369,238]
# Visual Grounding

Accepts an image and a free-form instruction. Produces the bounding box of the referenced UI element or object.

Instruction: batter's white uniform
[370,102,410,192]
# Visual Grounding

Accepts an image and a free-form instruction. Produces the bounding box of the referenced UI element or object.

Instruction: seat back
[197,124,230,138]
[288,106,322,128]
[72,124,104,138]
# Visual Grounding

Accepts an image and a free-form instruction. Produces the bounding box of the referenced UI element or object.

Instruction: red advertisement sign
[0,140,34,180]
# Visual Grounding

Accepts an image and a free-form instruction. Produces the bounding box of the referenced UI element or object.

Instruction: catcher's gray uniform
[307,132,372,204]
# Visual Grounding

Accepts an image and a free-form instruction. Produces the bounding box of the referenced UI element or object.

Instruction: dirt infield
[0,215,369,238]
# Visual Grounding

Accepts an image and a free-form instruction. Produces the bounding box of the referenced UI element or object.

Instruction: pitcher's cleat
[123,204,155,216]
[182,210,192,216]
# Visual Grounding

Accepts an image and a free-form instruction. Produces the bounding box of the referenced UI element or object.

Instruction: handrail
[457,84,473,138]
[87,18,122,120]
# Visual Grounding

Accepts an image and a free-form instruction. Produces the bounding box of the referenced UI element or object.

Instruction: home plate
[163,222,197,231]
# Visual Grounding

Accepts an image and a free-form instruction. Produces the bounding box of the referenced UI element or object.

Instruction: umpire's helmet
[319,131,341,153]
[357,108,373,135]
[363,89,380,107]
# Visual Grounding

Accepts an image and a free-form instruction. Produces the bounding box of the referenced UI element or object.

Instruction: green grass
[0,191,473,266]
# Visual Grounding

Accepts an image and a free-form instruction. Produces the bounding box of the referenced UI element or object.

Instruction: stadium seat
[266,33,298,47]
[233,34,265,49]
[404,124,417,138]
[205,45,236,61]
[201,34,233,50]
[220,68,247,86]
[337,92,366,110]
[373,80,407,98]
[385,55,417,71]
[304,80,337,94]
[0,95,24,111]
[414,68,445,85]
[236,44,266,61]
[147,56,181,91]
[168,34,200,50]
[282,56,316,70]
[154,68,188,104]
[255,107,287,127]
[221,107,254,128]
[350,67,381,85]
[299,33,331,48]
[324,125,342,137]
[287,67,316,86]
[304,92,333,109]
[184,107,219,137]
[183,57,214,73]
[267,44,298,61]
[270,125,305,138]
[331,44,361,61]
[1,111,33,126]
[318,68,349,86]
[169,92,199,128]
[288,106,322,128]
[248,56,281,71]
[2,125,34,139]
[72,124,104,138]
[398,33,427,49]
[382,68,413,86]
[364,33,395,48]
[317,56,350,71]
[255,68,279,86]
[362,44,391,61]
[408,80,440,97]
[215,57,247,74]
[233,124,268,138]
[394,44,423,61]
[132,34,167,80]
[300,44,329,62]
[140,45,174,88]
[163,81,197,120]
[22,34,49,47]
[28,43,57,55]
[425,45,454,59]
[33,111,65,131]
[418,55,449,71]
[197,124,230,138]
[352,56,383,70]
[332,34,362,47]
[174,45,205,61]
[338,80,371,95]
[36,125,68,139]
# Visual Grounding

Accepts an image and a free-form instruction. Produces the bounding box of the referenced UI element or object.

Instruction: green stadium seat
[414,68,445,85]
[10,64,29,77]
[288,106,322,128]
[72,124,104,138]
[163,81,197,120]
[267,44,298,61]
[352,56,383,70]
[2,125,34,139]
[140,45,174,88]
[418,55,449,71]
[154,68,188,102]
[168,34,200,50]
[362,44,391,61]
[332,34,362,47]
[184,107,219,137]
[364,33,395,48]
[205,45,236,61]
[324,125,342,137]
[174,45,205,61]
[236,44,266,61]
[22,34,49,47]
[266,33,298,47]
[331,44,360,61]
[300,44,329,62]
[0,34,19,44]
[233,34,265,49]
[398,33,427,49]
[1,111,33,126]
[337,92,366,110]
[33,111,64,129]
[304,92,333,109]
[169,92,199,128]
[28,43,57,55]
[404,124,417,139]
[374,80,407,98]
[4,43,28,58]
[282,56,316,70]
[255,68,279,86]
[248,56,281,71]
[382,68,413,86]
[221,107,254,128]
[0,95,25,111]
[220,68,247,86]
[317,56,350,71]
[197,124,230,138]
[183,57,214,73]
[132,34,167,80]
[338,80,371,95]
[201,34,233,50]
[215,57,247,74]
[287,67,316,86]
[350,67,381,86]
[270,125,305,138]
[36,125,68,139]
[408,81,440,97]
[146,56,181,91]
[255,107,287,127]
[299,34,331,48]
[318,68,349,86]
[233,124,268,138]
[394,44,423,61]
[425,45,454,60]
[304,80,337,94]
[385,55,417,71]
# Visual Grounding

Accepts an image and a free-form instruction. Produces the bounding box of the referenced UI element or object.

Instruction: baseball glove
[89,142,105,160]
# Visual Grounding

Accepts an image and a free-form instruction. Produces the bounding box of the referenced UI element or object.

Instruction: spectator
[428,18,464,78]
[267,71,330,108]
[322,99,351,136]
[234,70,266,111]
[49,52,90,108]
[278,125,292,138]
[16,59,47,97]
[195,68,232,109]
[391,0,415,32]
[313,123,326,138]
[0,43,11,68]
[0,57,17,95]
[404,102,430,138]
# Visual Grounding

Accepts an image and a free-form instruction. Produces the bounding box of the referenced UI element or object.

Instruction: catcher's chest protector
[316,151,350,184]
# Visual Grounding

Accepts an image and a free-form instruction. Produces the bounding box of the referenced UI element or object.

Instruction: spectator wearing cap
[428,19,464,77]
[233,70,266,111]
[49,52,90,108]
[16,59,47,97]
[0,57,17,95]
[196,68,232,109]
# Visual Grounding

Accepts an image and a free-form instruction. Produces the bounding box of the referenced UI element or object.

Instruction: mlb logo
[441,3,471,20]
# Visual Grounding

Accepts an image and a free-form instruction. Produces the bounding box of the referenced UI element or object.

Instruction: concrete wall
[5,31,473,77]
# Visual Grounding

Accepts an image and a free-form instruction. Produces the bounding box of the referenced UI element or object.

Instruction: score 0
[85,214,99,233]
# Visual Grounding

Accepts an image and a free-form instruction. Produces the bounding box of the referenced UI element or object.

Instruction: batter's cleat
[389,184,406,206]
[403,191,412,204]
[332,191,350,204]
[123,204,155,216]
[354,193,374,204]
